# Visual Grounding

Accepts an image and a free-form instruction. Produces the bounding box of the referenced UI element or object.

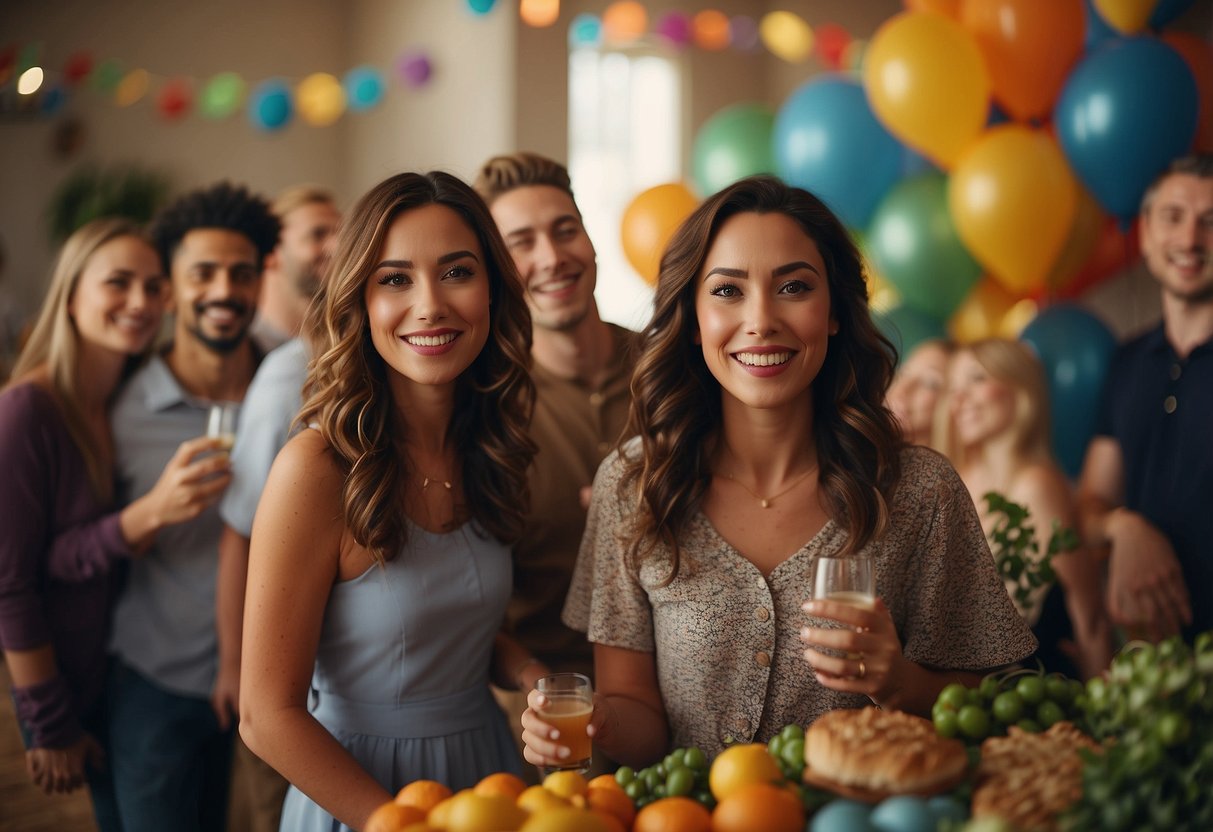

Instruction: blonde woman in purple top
[0,219,230,825]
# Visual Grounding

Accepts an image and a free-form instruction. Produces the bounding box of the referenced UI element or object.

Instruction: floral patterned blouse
[563,443,1036,757]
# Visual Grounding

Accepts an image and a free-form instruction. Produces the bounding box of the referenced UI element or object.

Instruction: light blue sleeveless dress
[279,522,523,831]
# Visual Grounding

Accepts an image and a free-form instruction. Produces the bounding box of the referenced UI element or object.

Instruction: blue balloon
[774,76,903,229]
[1020,305,1117,478]
[1150,0,1194,29]
[344,66,384,112]
[874,304,948,365]
[1056,38,1198,220]
[249,80,292,131]
[568,13,602,48]
[1082,0,1120,51]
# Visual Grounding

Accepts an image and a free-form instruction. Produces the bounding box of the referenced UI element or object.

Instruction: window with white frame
[569,46,682,331]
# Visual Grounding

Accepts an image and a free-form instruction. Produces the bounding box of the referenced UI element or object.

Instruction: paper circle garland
[296,72,345,126]
[249,80,292,131]
[344,66,384,112]
[200,72,246,120]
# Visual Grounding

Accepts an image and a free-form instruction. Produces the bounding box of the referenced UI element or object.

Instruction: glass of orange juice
[537,672,593,775]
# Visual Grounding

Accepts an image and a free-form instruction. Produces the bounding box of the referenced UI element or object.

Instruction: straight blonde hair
[8,218,158,498]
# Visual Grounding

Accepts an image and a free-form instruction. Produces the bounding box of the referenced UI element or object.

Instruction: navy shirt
[1094,324,1213,641]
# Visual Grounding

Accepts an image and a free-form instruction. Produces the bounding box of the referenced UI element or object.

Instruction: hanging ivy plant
[46,164,171,243]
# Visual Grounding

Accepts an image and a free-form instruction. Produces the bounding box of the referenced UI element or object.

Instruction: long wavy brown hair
[624,175,904,582]
[298,171,536,564]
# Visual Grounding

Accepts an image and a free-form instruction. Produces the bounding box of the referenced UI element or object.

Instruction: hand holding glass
[536,672,593,775]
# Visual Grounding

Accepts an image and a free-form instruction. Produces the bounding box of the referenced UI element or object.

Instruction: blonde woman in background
[886,338,954,446]
[937,338,1111,679]
[0,219,231,828]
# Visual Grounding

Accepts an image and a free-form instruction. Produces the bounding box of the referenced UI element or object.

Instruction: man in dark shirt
[1078,153,1213,643]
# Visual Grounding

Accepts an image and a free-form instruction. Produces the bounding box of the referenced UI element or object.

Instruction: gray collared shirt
[109,354,238,699]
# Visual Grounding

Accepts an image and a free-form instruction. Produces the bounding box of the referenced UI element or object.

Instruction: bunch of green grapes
[613,746,713,810]
[931,668,1085,745]
[766,723,807,780]
[1062,633,1213,831]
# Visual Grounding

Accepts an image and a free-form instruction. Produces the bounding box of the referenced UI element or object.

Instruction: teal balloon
[200,72,246,119]
[344,66,384,111]
[867,173,982,321]
[249,80,292,131]
[875,304,947,364]
[692,103,776,196]
[466,0,496,14]
[1020,305,1116,478]
[569,14,602,48]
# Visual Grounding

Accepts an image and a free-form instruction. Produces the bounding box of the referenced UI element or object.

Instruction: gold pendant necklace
[420,475,452,491]
[719,466,816,509]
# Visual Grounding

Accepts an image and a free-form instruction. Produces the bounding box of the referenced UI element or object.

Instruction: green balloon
[692,103,776,197]
[867,173,982,321]
[200,72,246,120]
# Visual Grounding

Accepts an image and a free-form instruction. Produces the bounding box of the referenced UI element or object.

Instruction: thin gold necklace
[419,474,452,491]
[718,466,816,509]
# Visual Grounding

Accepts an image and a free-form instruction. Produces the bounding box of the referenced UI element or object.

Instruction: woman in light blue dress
[238,172,537,831]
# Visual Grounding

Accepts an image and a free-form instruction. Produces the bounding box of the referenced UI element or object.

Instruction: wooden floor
[0,664,98,831]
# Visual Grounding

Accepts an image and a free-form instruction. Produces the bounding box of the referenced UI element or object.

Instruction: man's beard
[188,301,251,354]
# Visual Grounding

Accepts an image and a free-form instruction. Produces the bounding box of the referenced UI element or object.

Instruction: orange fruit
[711,782,804,832]
[474,771,528,801]
[516,785,571,814]
[443,791,527,831]
[588,773,625,791]
[707,743,782,801]
[586,785,636,827]
[542,770,589,799]
[396,779,453,813]
[519,807,613,832]
[591,811,627,832]
[426,789,469,827]
[365,801,426,832]
[633,796,713,832]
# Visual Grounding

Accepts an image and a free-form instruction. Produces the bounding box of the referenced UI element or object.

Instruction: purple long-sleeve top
[0,382,132,746]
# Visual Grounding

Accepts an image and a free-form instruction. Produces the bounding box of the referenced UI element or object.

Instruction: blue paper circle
[249,80,292,131]
[344,66,384,112]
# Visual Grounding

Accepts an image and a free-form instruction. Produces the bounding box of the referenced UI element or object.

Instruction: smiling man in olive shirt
[475,153,639,771]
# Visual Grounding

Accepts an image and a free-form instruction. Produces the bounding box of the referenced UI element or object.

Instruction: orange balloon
[602,1,647,43]
[948,125,1077,295]
[960,0,1084,123]
[1162,32,1213,153]
[620,183,699,285]
[863,12,990,168]
[948,277,1037,342]
[692,10,731,51]
[905,0,962,16]
[1045,186,1105,292]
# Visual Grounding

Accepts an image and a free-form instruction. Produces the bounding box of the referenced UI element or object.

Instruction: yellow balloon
[1091,0,1155,34]
[948,125,1077,296]
[866,265,901,314]
[760,11,814,63]
[948,278,1037,343]
[620,183,699,286]
[863,12,989,169]
[296,72,345,127]
[1044,186,1105,293]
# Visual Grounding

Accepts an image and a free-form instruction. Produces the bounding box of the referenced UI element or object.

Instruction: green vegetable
[983,491,1078,616]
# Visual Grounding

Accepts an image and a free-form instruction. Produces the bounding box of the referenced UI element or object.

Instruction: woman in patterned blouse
[521,177,1035,766]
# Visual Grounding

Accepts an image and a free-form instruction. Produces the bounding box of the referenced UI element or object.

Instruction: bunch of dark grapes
[1062,633,1213,832]
[931,668,1086,745]
[613,746,713,811]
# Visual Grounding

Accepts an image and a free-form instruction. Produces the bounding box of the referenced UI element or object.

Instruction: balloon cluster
[617,0,1205,475]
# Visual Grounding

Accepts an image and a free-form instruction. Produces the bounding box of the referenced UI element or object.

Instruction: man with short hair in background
[248,185,339,352]
[475,153,639,777]
[107,181,279,831]
[1078,153,1213,645]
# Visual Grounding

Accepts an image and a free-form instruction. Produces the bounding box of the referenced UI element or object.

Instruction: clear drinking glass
[812,555,876,610]
[537,672,593,776]
[206,402,239,451]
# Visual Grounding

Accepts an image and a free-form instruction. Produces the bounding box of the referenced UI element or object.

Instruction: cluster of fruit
[765,723,807,780]
[931,669,1085,743]
[1062,632,1213,831]
[612,746,712,810]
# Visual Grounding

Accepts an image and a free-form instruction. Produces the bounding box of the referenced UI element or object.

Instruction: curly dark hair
[298,171,536,564]
[624,175,904,583]
[149,181,281,269]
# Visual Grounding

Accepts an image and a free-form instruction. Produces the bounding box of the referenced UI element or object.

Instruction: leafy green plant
[983,491,1079,614]
[46,164,170,243]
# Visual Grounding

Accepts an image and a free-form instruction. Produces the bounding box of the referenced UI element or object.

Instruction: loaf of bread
[971,721,1101,831]
[802,706,969,796]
